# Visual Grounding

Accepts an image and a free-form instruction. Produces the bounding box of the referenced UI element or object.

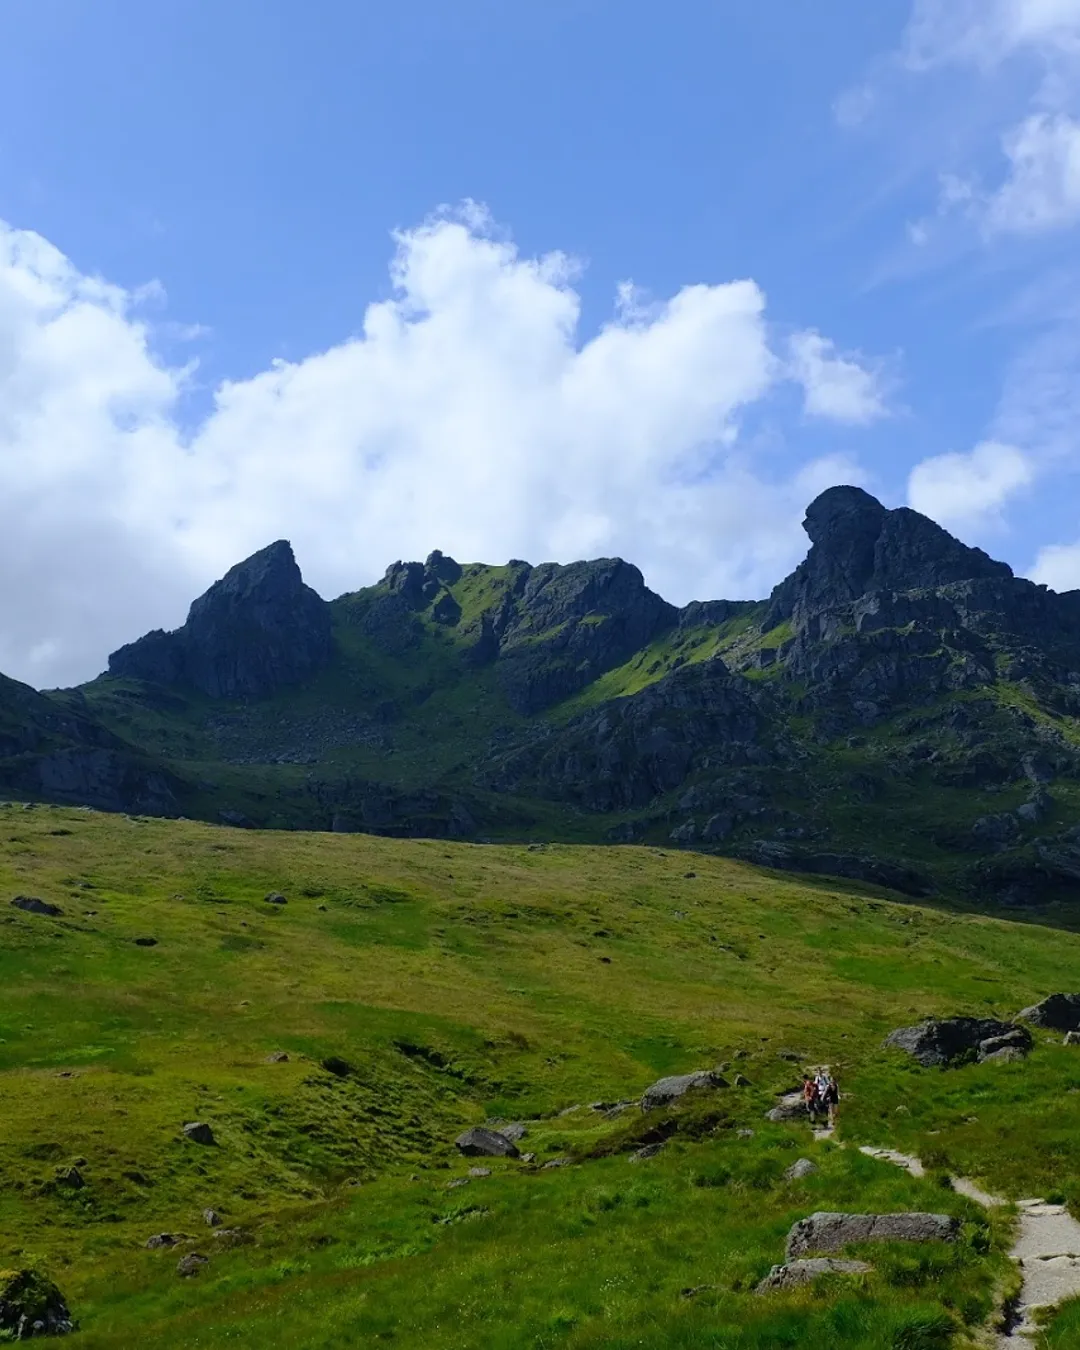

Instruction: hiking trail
[856,1144,1080,1343]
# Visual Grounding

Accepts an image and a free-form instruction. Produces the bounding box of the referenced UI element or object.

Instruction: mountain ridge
[2,485,1079,911]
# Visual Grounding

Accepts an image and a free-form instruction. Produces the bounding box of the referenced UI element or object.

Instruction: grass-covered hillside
[4,805,1080,1345]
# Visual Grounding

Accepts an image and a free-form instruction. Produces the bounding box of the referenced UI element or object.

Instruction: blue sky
[1,0,1079,687]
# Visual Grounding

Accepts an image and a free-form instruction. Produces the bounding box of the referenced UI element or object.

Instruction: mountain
[4,485,1080,908]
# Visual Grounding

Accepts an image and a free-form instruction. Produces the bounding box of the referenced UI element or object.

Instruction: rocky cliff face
[109,541,333,698]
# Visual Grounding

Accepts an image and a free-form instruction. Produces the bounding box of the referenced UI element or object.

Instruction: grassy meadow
[2,803,1080,1346]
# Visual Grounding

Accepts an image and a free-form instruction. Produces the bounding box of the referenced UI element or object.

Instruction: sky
[2,0,1080,688]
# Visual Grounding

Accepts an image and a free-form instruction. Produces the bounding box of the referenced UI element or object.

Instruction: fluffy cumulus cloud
[906,440,1034,527]
[1032,539,1080,591]
[787,331,889,424]
[0,208,882,688]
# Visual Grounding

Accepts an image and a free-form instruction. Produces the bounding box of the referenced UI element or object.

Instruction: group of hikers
[802,1068,840,1129]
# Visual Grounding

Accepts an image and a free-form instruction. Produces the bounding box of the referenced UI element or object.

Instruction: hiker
[802,1075,821,1126]
[817,1069,840,1129]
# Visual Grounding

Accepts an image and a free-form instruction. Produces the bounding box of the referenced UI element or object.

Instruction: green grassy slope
[3,806,1080,1345]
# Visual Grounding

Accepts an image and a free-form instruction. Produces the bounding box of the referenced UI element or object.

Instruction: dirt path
[855,1144,1080,1343]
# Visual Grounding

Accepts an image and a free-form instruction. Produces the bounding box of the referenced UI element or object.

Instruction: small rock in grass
[145,1233,180,1249]
[54,1166,84,1189]
[520,1152,536,1163]
[11,895,62,917]
[1065,1031,1080,1046]
[211,1229,248,1246]
[264,892,287,905]
[737,1129,755,1139]
[734,1074,751,1087]
[784,1158,817,1181]
[629,1143,664,1163]
[468,1167,491,1178]
[176,1253,208,1278]
[541,1157,572,1170]
[680,1284,718,1299]
[182,1122,216,1146]
[756,1258,871,1293]
[496,1122,527,1142]
[203,1209,221,1227]
[133,936,158,947]
[266,1051,289,1063]
[446,1177,471,1190]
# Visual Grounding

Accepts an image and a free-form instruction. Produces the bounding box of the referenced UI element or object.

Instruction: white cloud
[1031,538,1080,590]
[907,439,1034,526]
[987,112,1080,230]
[0,208,873,689]
[787,331,889,424]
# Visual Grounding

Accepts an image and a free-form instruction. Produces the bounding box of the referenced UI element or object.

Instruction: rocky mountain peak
[767,485,1013,627]
[109,541,332,698]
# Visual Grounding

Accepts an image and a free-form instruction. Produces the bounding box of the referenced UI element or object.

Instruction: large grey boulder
[784,1158,817,1181]
[641,1070,728,1111]
[454,1127,520,1159]
[883,1017,1020,1067]
[1018,994,1080,1033]
[756,1258,871,1293]
[786,1211,958,1260]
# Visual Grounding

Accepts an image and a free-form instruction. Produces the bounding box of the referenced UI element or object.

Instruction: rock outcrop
[884,1017,1031,1067]
[109,541,332,698]
[0,1268,74,1338]
[1018,994,1080,1033]
[785,1211,958,1259]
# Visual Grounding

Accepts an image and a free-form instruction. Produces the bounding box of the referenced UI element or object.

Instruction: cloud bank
[0,207,885,689]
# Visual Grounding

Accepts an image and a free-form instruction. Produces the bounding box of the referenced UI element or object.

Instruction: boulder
[1018,994,1080,1033]
[0,1268,75,1338]
[182,1121,216,1146]
[454,1127,520,1159]
[786,1211,958,1260]
[468,1167,491,1178]
[264,892,288,905]
[11,896,62,917]
[144,1233,180,1249]
[266,1051,289,1063]
[766,1092,808,1122]
[978,1027,1032,1059]
[203,1209,221,1228]
[176,1253,209,1278]
[54,1166,84,1189]
[883,1017,1017,1067]
[756,1258,871,1293]
[641,1070,728,1111]
[495,1122,528,1142]
[629,1143,664,1162]
[784,1158,817,1180]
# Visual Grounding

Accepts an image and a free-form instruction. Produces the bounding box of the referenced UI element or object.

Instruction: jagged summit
[766,485,1014,628]
[109,540,332,698]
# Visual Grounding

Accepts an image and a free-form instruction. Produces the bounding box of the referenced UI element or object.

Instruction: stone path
[856,1143,1080,1343]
